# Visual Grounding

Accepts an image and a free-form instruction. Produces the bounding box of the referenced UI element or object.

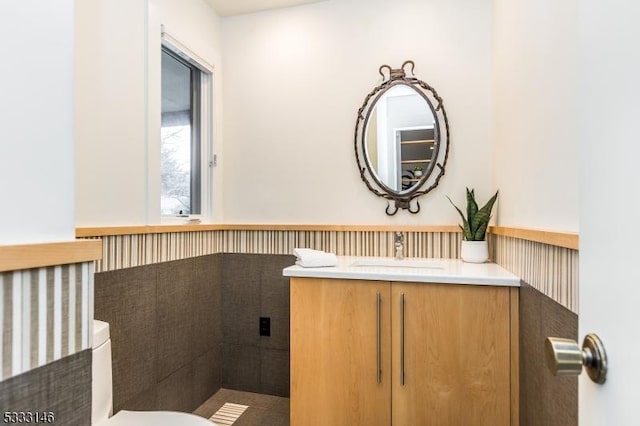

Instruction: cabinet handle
[376,292,382,384]
[400,293,405,386]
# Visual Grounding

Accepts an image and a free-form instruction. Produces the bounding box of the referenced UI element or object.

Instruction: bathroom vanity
[283,257,521,426]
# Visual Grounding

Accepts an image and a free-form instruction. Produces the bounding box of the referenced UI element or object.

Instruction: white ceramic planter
[461,240,489,263]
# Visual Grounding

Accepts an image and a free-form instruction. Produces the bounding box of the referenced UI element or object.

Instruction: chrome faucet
[394,232,404,260]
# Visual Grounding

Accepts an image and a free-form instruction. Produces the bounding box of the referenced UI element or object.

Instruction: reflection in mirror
[364,84,436,192]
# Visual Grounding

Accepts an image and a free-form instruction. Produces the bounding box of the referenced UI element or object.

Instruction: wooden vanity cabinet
[290,277,519,426]
[391,282,514,426]
[290,278,391,426]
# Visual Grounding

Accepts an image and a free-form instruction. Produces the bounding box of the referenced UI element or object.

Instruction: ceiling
[206,0,327,17]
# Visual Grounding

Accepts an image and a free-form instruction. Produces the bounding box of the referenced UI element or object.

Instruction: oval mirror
[355,61,450,215]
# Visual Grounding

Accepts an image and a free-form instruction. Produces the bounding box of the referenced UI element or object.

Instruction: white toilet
[92,320,215,426]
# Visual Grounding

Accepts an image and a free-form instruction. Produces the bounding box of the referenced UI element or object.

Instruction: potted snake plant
[447,188,498,263]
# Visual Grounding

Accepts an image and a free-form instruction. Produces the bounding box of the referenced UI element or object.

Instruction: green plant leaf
[473,220,490,241]
[461,217,471,240]
[447,196,472,240]
[470,190,499,241]
[466,188,478,232]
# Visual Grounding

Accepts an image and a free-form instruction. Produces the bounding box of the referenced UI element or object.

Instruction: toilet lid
[98,410,215,426]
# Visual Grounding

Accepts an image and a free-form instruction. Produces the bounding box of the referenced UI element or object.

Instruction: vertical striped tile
[87,262,94,349]
[46,268,54,363]
[75,264,83,353]
[38,268,47,367]
[492,234,578,313]
[0,262,94,381]
[53,266,62,360]
[30,271,38,370]
[68,264,76,355]
[21,270,31,373]
[81,263,89,350]
[3,273,13,378]
[89,230,464,270]
[0,274,6,378]
[12,272,22,376]
[61,266,70,359]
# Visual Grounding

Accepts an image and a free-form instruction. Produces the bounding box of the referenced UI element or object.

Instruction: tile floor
[194,388,289,426]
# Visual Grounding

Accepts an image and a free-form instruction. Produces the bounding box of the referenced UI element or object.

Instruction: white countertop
[283,256,521,287]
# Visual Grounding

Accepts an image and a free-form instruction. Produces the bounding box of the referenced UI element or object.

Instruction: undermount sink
[351,258,445,269]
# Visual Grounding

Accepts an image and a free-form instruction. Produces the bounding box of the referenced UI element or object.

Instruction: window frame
[159,29,214,222]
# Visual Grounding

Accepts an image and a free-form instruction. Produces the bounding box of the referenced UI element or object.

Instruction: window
[160,44,211,217]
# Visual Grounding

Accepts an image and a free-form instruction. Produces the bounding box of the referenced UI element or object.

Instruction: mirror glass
[364,84,437,193]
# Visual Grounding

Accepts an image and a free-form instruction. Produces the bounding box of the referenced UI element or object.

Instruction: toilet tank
[92,320,113,424]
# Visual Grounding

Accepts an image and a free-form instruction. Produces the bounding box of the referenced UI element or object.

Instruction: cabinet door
[391,283,511,426]
[290,278,391,426]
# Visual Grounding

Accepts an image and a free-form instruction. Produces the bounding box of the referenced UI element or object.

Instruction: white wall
[0,0,75,244]
[492,0,579,232]
[221,0,494,224]
[75,0,148,226]
[75,0,223,226]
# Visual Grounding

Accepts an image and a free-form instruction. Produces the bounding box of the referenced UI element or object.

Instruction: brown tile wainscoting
[0,349,92,425]
[94,253,293,414]
[519,283,578,426]
[94,255,223,412]
[222,254,292,397]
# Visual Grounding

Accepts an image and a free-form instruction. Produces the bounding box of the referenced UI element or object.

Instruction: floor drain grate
[209,402,249,425]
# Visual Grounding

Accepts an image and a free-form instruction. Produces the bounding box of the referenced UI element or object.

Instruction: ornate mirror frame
[354,60,450,215]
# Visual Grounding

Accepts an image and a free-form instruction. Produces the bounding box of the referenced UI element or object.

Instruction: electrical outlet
[259,317,271,336]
